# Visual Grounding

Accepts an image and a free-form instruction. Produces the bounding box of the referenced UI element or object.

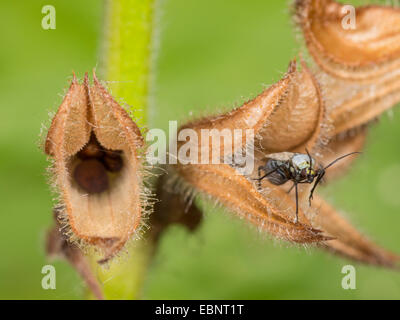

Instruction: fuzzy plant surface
[42,0,400,300]
[1,0,400,300]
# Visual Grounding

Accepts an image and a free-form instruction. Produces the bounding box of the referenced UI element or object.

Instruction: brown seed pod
[174,56,399,266]
[296,0,400,82]
[175,59,332,244]
[45,72,146,262]
[175,162,331,243]
[178,59,328,160]
[326,74,400,136]
[296,0,400,177]
[258,60,327,153]
[312,196,399,268]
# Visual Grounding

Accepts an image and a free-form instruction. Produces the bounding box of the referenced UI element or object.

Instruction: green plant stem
[89,243,152,300]
[89,0,155,300]
[101,0,155,127]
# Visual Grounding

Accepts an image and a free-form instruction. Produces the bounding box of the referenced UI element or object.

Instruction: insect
[254,150,361,223]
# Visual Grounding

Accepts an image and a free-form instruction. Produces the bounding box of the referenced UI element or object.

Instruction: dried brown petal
[45,72,145,262]
[311,196,399,268]
[296,0,400,82]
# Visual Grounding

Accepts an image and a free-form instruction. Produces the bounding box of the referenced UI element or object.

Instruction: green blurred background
[1,0,400,299]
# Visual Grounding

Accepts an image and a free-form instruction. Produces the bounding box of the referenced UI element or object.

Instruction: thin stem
[100,0,155,127]
[88,243,151,300]
[88,0,156,300]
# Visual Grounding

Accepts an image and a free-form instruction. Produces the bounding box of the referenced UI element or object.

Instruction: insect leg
[253,166,279,188]
[309,171,325,206]
[287,179,308,194]
[287,182,295,194]
[294,182,299,224]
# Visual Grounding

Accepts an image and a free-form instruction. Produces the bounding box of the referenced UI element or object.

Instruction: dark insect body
[255,150,360,223]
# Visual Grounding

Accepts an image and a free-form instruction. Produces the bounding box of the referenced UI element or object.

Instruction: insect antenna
[305,148,312,165]
[323,151,362,170]
[308,152,361,206]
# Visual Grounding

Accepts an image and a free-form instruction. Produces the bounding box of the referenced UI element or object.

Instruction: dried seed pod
[178,60,327,160]
[174,55,399,266]
[326,75,400,136]
[257,60,326,153]
[312,196,399,268]
[175,60,332,243]
[296,0,400,82]
[176,163,331,243]
[45,72,146,262]
[295,0,400,152]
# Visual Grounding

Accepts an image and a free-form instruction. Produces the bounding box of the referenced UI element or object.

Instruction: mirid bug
[255,150,361,223]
